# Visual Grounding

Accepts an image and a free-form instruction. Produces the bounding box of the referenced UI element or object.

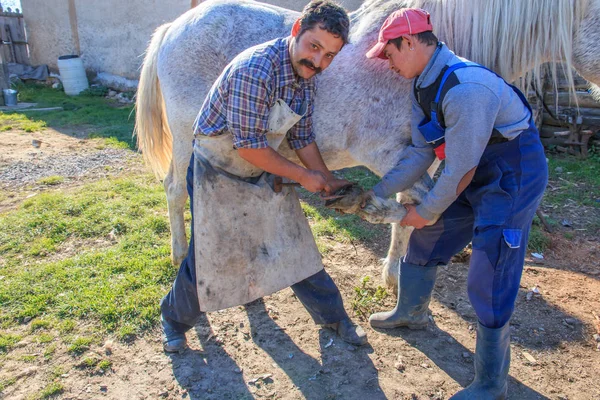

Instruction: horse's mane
[353,0,590,100]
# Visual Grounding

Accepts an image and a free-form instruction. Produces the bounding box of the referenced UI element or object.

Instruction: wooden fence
[0,10,29,65]
[530,69,600,158]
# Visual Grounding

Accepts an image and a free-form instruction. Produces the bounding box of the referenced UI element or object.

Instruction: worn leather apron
[192,99,324,312]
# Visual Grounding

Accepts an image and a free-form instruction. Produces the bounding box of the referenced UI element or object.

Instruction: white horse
[135,0,600,289]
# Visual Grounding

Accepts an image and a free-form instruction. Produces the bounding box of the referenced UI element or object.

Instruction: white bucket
[57,55,89,95]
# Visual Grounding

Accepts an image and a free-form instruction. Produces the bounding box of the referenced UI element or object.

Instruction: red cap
[366,8,433,59]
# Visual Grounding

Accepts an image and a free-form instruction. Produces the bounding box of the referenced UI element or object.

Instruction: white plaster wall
[22,0,364,79]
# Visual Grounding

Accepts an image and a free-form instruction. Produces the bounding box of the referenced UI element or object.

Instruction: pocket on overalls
[502,229,522,249]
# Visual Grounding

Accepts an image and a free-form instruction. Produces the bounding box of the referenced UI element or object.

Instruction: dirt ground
[1,129,599,400]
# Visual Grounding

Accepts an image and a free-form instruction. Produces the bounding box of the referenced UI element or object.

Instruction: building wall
[21,0,363,80]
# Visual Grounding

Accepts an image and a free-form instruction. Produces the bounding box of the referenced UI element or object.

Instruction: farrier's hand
[360,190,375,208]
[300,170,328,193]
[323,178,352,196]
[400,204,430,229]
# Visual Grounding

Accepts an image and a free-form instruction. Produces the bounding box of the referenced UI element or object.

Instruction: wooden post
[0,49,9,106]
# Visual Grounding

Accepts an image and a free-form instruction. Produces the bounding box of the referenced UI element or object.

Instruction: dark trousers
[404,124,548,328]
[160,152,348,333]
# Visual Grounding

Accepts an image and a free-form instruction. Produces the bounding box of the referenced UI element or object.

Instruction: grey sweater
[372,43,531,220]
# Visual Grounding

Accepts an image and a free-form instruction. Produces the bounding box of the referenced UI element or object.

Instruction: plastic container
[3,89,17,106]
[57,55,89,95]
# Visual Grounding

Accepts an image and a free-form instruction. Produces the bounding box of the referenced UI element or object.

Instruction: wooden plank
[544,91,600,109]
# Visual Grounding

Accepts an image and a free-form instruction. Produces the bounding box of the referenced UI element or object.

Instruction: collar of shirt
[415,42,454,89]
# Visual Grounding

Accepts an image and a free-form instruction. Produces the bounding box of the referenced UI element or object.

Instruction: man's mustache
[299,59,322,74]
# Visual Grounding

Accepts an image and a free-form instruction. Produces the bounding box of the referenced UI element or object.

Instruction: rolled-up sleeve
[226,67,273,149]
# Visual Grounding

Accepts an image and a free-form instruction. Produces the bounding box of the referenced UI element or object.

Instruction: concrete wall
[21,0,363,81]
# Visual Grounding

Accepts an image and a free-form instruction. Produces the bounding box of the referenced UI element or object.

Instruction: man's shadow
[372,319,550,399]
[168,312,253,400]
[168,299,385,399]
[245,298,386,400]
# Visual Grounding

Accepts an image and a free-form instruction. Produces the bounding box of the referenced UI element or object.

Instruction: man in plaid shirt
[161,1,368,353]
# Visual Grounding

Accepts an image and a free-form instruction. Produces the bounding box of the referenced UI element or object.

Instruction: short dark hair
[388,31,438,49]
[298,1,350,45]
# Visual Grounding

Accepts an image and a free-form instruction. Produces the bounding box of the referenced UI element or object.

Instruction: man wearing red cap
[364,8,548,400]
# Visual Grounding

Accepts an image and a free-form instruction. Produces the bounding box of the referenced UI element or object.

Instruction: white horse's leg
[382,159,441,290]
[165,149,192,266]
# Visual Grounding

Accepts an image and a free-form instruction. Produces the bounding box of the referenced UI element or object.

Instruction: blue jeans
[404,125,548,328]
[160,152,348,332]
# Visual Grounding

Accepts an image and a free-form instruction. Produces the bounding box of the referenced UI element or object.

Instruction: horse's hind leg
[165,120,195,266]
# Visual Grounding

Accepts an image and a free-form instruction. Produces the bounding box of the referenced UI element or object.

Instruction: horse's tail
[134,22,173,179]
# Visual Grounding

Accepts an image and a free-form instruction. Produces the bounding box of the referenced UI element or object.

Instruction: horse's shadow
[373,322,551,400]
[167,299,385,399]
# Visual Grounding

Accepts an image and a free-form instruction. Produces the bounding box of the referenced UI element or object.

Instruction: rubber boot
[450,322,511,400]
[161,315,188,353]
[369,262,437,329]
[323,318,368,346]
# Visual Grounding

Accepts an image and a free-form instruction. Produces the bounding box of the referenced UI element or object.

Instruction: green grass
[36,333,54,344]
[0,333,22,353]
[0,175,173,337]
[98,359,112,371]
[545,150,600,208]
[0,377,16,391]
[37,176,65,186]
[0,113,47,132]
[67,336,94,355]
[351,276,389,319]
[38,382,64,399]
[5,83,135,148]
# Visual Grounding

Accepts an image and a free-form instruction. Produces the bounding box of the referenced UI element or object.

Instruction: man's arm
[371,95,436,198]
[237,147,327,193]
[414,83,500,221]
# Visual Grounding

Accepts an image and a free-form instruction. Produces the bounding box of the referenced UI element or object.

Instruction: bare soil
[1,129,599,400]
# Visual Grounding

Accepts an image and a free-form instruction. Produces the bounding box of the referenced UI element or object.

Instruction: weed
[37,176,64,186]
[0,378,16,391]
[39,382,64,398]
[0,333,22,353]
[98,359,112,371]
[67,337,93,355]
[352,276,389,320]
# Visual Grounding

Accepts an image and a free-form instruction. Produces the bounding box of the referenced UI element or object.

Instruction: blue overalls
[407,63,548,329]
[160,151,349,333]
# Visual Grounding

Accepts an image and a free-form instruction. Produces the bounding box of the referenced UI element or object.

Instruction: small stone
[593,334,600,342]
[394,361,405,372]
[100,385,108,392]
[159,391,169,397]
[420,363,429,369]
[108,90,117,97]
[554,167,563,173]
[23,316,32,323]
[468,325,474,331]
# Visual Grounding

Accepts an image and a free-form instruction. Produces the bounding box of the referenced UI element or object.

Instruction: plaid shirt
[193,37,316,150]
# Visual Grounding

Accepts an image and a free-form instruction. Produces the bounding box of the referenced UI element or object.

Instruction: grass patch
[0,113,47,132]
[38,381,64,399]
[30,318,52,331]
[0,175,172,334]
[79,357,99,368]
[67,336,94,355]
[0,333,22,353]
[43,344,57,359]
[528,223,551,253]
[340,167,380,191]
[0,377,16,391]
[351,276,389,320]
[21,354,38,363]
[98,359,112,371]
[37,176,65,186]
[36,333,54,344]
[545,151,600,208]
[7,83,135,148]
